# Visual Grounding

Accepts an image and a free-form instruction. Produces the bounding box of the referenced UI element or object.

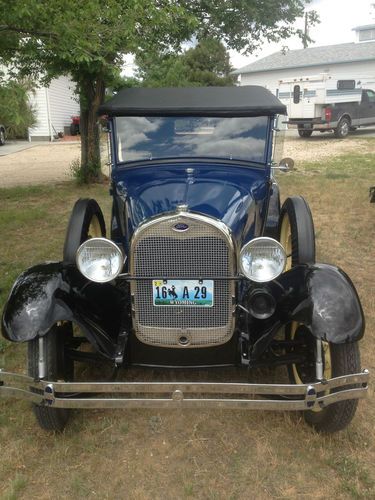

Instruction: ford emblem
[173,223,189,232]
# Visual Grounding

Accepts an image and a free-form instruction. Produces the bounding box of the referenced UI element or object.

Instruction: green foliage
[182,0,318,53]
[70,158,101,185]
[0,77,36,138]
[0,0,317,181]
[137,38,236,87]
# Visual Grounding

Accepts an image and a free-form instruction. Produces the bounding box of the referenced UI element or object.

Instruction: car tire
[298,129,313,138]
[28,323,74,432]
[63,198,106,264]
[334,117,350,138]
[303,341,360,433]
[0,128,5,146]
[287,324,361,433]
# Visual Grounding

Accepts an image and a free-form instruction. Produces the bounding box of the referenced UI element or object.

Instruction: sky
[123,0,374,76]
[231,0,375,70]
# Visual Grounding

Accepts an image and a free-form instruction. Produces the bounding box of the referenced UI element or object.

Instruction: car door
[360,89,375,124]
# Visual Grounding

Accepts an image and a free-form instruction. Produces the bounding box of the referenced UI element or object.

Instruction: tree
[0,0,196,181]
[138,38,236,87]
[0,0,316,182]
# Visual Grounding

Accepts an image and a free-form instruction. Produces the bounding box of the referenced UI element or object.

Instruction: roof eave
[235,56,375,75]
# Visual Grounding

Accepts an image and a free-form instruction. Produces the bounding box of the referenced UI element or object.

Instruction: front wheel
[334,117,350,138]
[28,323,74,431]
[288,324,361,433]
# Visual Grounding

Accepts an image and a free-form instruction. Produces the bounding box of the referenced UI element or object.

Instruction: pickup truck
[288,88,375,138]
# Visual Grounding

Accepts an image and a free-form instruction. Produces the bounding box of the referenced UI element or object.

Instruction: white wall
[238,60,375,95]
[29,75,79,140]
[48,76,79,134]
[28,87,51,139]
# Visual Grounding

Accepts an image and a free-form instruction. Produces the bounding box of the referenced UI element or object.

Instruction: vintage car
[0,86,368,433]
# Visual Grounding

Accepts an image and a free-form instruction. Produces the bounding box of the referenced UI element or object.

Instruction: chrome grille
[130,213,235,347]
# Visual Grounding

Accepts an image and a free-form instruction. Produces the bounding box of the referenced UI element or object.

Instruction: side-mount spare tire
[278,196,315,270]
[63,198,106,264]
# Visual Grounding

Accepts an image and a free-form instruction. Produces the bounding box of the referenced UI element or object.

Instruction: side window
[293,85,300,104]
[337,80,355,90]
[366,90,375,103]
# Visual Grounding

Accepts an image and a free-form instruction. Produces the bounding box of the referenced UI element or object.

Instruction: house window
[359,29,375,41]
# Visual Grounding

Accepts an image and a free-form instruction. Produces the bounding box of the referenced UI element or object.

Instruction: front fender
[1,263,127,358]
[2,263,74,342]
[275,263,365,343]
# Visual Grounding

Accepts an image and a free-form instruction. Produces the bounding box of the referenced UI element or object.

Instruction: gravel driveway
[0,143,81,188]
[0,131,373,188]
[283,130,375,163]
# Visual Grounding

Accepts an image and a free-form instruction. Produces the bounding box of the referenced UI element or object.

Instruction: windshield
[116,116,268,164]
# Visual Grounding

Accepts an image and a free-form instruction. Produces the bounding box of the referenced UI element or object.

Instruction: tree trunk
[79,76,105,183]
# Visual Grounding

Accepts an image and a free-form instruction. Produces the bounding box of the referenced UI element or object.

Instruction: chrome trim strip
[119,275,241,280]
[0,369,369,411]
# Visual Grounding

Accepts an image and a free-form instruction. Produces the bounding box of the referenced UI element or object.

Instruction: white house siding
[48,76,79,135]
[29,75,79,141]
[239,60,375,96]
[28,87,51,140]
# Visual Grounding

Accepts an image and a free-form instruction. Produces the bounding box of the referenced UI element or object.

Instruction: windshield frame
[112,115,274,169]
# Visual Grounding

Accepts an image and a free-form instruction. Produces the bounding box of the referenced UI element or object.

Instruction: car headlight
[239,237,286,283]
[76,238,124,283]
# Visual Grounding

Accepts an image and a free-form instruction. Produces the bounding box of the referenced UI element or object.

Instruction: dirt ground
[0,132,374,188]
[0,142,81,188]
[283,131,375,163]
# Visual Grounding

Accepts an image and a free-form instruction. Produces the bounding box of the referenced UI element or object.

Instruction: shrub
[0,77,36,139]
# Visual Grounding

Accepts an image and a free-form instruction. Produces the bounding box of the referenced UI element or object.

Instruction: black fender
[1,263,128,359]
[273,263,365,343]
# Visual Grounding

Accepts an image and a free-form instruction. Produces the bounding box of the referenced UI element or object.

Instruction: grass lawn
[0,152,374,499]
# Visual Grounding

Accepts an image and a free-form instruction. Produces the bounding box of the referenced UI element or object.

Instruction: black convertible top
[98,86,286,117]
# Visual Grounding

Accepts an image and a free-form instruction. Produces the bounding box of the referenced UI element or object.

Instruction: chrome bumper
[0,369,369,411]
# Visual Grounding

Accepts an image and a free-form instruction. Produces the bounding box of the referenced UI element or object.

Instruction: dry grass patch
[0,149,374,499]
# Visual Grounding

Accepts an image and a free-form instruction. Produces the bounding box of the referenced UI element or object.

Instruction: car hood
[112,162,270,244]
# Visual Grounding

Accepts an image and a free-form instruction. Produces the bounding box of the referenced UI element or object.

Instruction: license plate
[152,280,214,307]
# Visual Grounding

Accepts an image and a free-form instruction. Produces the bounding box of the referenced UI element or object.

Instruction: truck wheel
[0,128,5,145]
[63,198,106,264]
[334,117,350,138]
[288,325,361,433]
[28,323,74,432]
[298,129,313,138]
